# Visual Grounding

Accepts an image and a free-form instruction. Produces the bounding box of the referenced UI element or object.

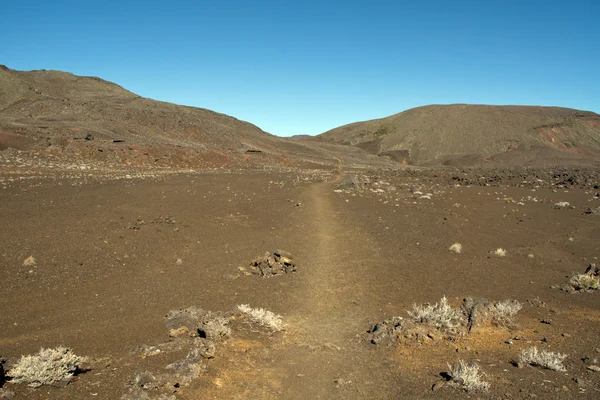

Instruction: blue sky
[2,0,599,136]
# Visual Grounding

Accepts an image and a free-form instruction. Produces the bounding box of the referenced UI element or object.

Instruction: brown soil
[1,163,600,399]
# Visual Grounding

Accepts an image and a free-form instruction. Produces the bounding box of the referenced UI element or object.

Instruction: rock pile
[248,249,297,277]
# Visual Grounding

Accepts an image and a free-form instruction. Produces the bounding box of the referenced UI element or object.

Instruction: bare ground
[1,164,600,399]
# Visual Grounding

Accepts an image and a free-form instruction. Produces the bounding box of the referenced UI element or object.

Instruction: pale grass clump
[553,201,570,209]
[517,347,567,371]
[448,243,462,254]
[567,273,600,292]
[493,248,507,257]
[8,347,86,387]
[237,304,285,331]
[491,300,522,327]
[447,359,490,392]
[408,296,464,333]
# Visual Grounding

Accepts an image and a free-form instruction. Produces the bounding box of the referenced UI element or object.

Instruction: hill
[0,65,385,169]
[316,104,600,166]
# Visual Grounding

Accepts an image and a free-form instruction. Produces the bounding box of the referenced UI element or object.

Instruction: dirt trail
[196,170,403,399]
[268,169,400,398]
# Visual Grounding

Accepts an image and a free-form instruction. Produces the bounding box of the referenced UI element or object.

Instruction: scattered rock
[164,307,231,339]
[191,338,216,359]
[22,256,36,267]
[336,175,362,191]
[0,388,15,399]
[164,346,206,386]
[0,357,5,387]
[461,297,492,332]
[584,207,600,215]
[247,250,297,277]
[366,317,405,344]
[168,326,190,338]
[587,365,600,372]
[197,312,231,340]
[127,371,166,391]
[164,306,205,332]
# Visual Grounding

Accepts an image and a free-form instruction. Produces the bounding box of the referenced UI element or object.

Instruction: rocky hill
[0,65,377,169]
[316,104,600,166]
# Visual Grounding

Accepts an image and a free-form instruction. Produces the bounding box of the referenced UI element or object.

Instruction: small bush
[8,347,86,387]
[567,273,599,292]
[448,243,462,254]
[408,297,464,333]
[493,248,507,257]
[447,359,490,392]
[237,304,284,331]
[517,347,567,371]
[491,300,522,327]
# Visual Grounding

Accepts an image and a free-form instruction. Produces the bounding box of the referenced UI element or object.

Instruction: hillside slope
[0,65,386,169]
[317,104,600,166]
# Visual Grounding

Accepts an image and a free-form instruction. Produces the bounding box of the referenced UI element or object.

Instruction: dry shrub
[517,347,567,371]
[408,296,464,333]
[491,300,522,327]
[237,304,284,331]
[8,347,86,387]
[447,359,490,392]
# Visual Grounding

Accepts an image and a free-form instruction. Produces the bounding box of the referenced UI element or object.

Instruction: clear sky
[2,0,599,137]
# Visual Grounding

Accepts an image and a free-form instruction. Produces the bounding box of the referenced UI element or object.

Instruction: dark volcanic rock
[248,250,297,277]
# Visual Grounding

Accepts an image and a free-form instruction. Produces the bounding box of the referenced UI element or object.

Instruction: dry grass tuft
[517,347,567,371]
[237,304,285,331]
[8,347,86,387]
[493,248,507,257]
[448,243,462,254]
[491,300,522,327]
[408,296,464,333]
[567,273,599,292]
[447,359,490,392]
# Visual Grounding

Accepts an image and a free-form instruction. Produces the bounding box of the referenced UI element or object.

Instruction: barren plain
[1,66,600,399]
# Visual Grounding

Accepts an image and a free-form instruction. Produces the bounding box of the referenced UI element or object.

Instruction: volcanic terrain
[1,66,600,399]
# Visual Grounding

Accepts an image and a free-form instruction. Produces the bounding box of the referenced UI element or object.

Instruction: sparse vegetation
[566,273,599,292]
[237,304,285,331]
[447,359,490,392]
[448,243,462,254]
[7,347,86,387]
[408,296,464,333]
[493,248,507,257]
[491,300,522,327]
[517,347,567,371]
[561,263,600,293]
